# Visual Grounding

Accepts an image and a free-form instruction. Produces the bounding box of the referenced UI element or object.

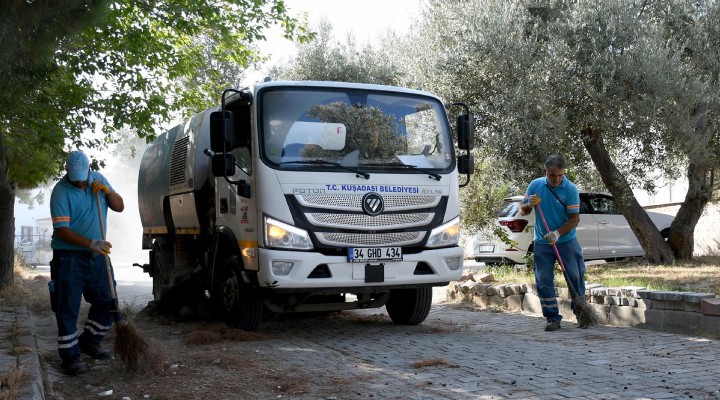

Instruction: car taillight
[499,219,528,233]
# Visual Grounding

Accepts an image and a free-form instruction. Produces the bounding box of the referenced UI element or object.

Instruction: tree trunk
[668,162,713,260]
[581,125,675,264]
[0,132,15,288]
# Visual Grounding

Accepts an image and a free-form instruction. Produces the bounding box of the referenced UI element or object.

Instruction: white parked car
[472,193,675,265]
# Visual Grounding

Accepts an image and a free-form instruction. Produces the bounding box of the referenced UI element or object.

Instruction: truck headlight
[426,217,460,248]
[264,216,313,250]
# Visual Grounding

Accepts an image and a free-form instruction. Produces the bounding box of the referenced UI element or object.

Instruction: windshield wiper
[361,162,441,181]
[279,159,370,180]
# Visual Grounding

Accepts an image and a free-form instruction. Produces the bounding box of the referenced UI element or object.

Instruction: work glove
[91,180,110,195]
[527,194,541,207]
[89,239,112,255]
[544,230,560,245]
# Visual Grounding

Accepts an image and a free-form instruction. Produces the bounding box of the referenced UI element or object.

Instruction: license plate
[476,245,495,253]
[348,247,402,263]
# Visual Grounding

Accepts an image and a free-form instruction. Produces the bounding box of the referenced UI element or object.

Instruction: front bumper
[255,247,464,289]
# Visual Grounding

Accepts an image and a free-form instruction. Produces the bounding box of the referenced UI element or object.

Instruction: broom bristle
[572,295,601,327]
[113,317,164,371]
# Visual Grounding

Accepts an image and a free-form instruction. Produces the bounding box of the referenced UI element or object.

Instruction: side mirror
[458,154,474,174]
[210,111,235,152]
[458,154,474,188]
[457,113,474,150]
[211,154,236,177]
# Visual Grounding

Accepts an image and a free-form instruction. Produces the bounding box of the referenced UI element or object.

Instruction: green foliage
[269,18,402,85]
[401,0,719,192]
[1,0,311,189]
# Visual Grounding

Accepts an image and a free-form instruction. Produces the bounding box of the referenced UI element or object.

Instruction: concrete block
[592,295,605,305]
[684,302,701,313]
[635,299,652,309]
[506,294,523,310]
[497,285,508,298]
[458,283,474,294]
[522,292,542,314]
[608,305,646,326]
[489,294,506,308]
[701,298,720,316]
[652,300,685,311]
[607,288,621,296]
[472,295,491,309]
[526,283,538,294]
[619,286,646,298]
[604,296,616,306]
[486,286,500,296]
[591,287,608,296]
[684,293,716,303]
[661,292,687,301]
[473,284,490,296]
[507,284,523,296]
[519,284,528,294]
[648,291,667,300]
[638,309,720,338]
[636,289,654,299]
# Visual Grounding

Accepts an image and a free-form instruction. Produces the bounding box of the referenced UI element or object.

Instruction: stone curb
[450,270,720,339]
[7,306,46,400]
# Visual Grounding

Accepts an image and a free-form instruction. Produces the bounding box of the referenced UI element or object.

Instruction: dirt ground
[35,304,383,400]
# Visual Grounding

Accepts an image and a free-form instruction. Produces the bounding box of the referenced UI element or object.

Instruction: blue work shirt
[522,176,580,245]
[50,172,114,251]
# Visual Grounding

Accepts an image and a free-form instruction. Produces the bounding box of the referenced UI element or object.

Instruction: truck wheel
[221,257,263,331]
[385,286,432,325]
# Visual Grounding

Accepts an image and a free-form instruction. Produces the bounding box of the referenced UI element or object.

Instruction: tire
[221,256,263,331]
[385,286,432,325]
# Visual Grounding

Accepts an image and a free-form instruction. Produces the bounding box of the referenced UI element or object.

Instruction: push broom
[534,203,600,328]
[96,191,153,370]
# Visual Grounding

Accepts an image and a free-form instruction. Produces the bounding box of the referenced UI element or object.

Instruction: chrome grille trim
[306,213,433,230]
[297,194,440,211]
[316,232,425,247]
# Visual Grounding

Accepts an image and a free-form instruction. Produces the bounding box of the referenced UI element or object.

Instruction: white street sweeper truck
[136,80,474,330]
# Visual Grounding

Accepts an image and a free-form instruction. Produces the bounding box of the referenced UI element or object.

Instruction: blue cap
[66,151,90,182]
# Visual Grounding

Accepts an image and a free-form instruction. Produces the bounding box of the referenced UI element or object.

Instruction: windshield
[259,87,454,171]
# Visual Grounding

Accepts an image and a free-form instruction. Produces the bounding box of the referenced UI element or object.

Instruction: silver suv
[472,193,675,265]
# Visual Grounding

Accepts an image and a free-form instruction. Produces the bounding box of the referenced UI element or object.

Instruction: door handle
[598,220,609,225]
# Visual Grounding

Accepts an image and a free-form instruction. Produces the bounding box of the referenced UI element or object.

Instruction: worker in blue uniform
[518,155,587,332]
[49,150,125,376]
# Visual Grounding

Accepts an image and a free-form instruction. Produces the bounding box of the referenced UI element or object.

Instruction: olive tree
[400,0,719,263]
[0,0,309,288]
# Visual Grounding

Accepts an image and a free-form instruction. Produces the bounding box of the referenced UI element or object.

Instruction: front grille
[307,213,433,230]
[288,192,446,248]
[316,232,425,247]
[298,194,439,212]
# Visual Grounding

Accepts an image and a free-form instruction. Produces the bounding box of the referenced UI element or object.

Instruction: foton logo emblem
[362,192,384,216]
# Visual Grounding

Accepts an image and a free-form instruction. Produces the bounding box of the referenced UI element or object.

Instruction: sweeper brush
[535,203,601,328]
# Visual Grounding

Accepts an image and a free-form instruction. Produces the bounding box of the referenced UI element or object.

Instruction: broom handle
[535,203,585,300]
[96,191,119,302]
[534,203,568,273]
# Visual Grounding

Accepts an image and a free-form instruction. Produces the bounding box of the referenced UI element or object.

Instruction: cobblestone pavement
[13,291,720,399]
[254,301,720,399]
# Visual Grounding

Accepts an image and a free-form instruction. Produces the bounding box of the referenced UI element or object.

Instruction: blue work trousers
[533,239,586,322]
[51,250,116,361]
